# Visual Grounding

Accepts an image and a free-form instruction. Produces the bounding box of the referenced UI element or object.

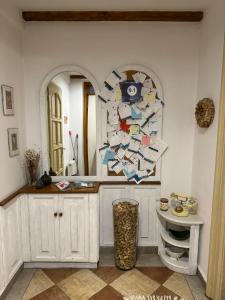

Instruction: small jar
[188,199,198,215]
[160,198,169,211]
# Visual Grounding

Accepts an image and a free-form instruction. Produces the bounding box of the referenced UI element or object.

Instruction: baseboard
[100,246,158,255]
[138,246,158,254]
[24,262,98,269]
[0,264,23,300]
[197,265,207,288]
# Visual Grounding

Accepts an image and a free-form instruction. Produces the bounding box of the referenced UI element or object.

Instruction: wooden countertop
[0,184,100,207]
[0,181,160,207]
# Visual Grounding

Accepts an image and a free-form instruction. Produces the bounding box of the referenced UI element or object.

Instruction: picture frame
[1,85,14,116]
[8,128,19,157]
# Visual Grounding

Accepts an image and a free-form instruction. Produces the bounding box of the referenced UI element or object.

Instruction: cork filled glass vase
[113,199,139,270]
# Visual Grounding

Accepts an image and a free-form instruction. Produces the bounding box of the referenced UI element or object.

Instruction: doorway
[206,39,225,300]
[47,82,64,176]
[83,82,96,176]
[46,71,97,176]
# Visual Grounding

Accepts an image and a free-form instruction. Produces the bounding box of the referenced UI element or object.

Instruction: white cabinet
[132,186,160,246]
[28,194,99,263]
[100,185,128,246]
[59,195,89,262]
[0,229,5,295]
[100,185,160,246]
[1,198,23,284]
[29,195,60,261]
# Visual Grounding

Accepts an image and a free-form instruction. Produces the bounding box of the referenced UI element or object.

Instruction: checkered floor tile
[22,267,195,300]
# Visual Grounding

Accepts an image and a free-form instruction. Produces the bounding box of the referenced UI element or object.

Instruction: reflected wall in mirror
[47,72,96,176]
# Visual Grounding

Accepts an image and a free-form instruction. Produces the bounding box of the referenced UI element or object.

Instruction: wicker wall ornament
[195,98,215,128]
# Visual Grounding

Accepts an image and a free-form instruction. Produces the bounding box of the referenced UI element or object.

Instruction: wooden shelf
[160,228,190,249]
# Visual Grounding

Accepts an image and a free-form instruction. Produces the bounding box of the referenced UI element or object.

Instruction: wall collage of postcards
[98,70,168,184]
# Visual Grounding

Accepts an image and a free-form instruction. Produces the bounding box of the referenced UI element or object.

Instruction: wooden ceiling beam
[70,75,87,80]
[22,11,204,22]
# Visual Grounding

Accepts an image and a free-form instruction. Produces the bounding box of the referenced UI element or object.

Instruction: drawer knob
[54,212,58,217]
[59,212,63,217]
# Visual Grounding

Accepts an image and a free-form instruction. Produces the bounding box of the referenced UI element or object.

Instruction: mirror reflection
[47,72,96,176]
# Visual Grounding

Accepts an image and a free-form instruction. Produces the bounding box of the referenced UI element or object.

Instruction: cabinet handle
[59,212,63,217]
[54,212,58,217]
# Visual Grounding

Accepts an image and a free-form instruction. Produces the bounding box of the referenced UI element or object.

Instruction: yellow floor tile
[110,269,160,297]
[57,269,107,300]
[163,272,194,300]
[22,270,54,300]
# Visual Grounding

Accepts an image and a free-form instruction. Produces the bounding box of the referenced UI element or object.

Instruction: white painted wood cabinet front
[59,195,89,262]
[100,185,160,246]
[0,198,23,287]
[28,193,99,263]
[0,217,6,296]
[29,195,60,261]
[0,240,4,296]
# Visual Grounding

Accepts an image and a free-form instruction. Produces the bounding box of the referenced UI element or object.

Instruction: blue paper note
[102,150,116,165]
[131,107,142,119]
[123,165,136,180]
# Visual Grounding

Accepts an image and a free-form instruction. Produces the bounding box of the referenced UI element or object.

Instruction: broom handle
[75,134,79,175]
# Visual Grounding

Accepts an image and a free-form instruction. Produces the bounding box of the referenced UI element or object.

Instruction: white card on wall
[118,103,132,119]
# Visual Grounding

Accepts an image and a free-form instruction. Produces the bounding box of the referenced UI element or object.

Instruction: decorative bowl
[165,246,185,260]
[169,229,190,241]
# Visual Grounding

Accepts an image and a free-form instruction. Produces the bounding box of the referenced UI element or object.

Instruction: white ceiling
[5,0,213,12]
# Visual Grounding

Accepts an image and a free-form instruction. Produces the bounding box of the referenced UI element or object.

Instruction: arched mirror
[44,71,97,176]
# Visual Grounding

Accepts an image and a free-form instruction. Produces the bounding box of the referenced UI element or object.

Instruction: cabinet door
[1,198,23,284]
[0,225,5,295]
[59,195,89,261]
[100,185,129,246]
[89,194,99,263]
[131,186,160,246]
[29,195,60,261]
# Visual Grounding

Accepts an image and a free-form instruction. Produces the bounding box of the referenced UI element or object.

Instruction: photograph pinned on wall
[8,128,19,157]
[1,85,14,116]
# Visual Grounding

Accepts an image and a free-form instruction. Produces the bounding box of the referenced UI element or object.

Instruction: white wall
[0,9,26,200]
[23,22,200,195]
[52,73,71,171]
[70,79,84,175]
[191,0,225,280]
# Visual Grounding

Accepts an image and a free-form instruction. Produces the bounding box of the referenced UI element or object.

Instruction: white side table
[156,207,203,275]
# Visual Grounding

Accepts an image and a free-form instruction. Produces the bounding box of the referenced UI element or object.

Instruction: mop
[69,131,79,176]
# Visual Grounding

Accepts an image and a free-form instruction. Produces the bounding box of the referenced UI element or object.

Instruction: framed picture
[8,128,19,157]
[1,85,14,116]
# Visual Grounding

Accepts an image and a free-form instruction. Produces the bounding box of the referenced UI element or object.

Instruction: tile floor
[4,254,208,300]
